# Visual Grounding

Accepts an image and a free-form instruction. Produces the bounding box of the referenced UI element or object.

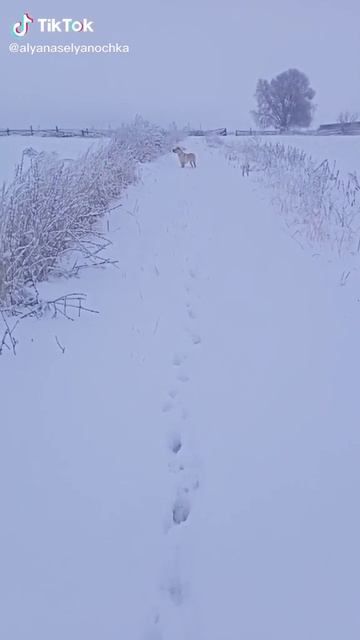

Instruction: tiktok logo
[11,13,95,37]
[12,13,34,37]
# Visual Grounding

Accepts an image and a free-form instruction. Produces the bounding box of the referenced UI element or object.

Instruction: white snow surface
[1,137,360,639]
[0,135,97,184]
[226,133,360,175]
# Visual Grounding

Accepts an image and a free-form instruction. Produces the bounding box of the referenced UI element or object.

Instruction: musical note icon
[12,13,34,38]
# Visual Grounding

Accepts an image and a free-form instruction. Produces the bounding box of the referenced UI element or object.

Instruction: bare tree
[337,111,359,124]
[252,69,315,131]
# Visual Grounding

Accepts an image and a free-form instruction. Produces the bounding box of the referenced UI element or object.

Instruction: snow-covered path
[1,139,360,639]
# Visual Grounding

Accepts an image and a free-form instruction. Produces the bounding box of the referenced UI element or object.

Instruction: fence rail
[235,127,360,137]
[235,129,319,136]
[0,127,114,138]
[3,124,360,140]
[188,128,227,136]
[235,129,276,136]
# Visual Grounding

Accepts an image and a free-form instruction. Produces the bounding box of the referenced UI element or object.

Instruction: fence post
[30,125,33,136]
[56,125,59,136]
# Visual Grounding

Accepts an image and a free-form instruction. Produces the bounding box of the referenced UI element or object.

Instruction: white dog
[172,146,196,168]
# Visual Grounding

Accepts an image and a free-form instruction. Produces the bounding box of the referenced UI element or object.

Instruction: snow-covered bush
[221,138,360,255]
[0,117,183,313]
[0,255,5,301]
[112,116,179,163]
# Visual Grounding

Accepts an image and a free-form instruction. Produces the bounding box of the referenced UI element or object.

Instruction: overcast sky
[1,0,359,129]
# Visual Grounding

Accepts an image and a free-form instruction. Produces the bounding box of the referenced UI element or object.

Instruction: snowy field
[2,133,359,186]
[1,136,360,639]
[227,133,360,176]
[0,135,98,184]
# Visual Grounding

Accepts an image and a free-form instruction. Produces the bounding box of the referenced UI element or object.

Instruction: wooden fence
[236,125,360,137]
[318,122,360,135]
[235,129,318,136]
[0,126,114,138]
[3,124,360,140]
[235,129,277,136]
[188,128,227,136]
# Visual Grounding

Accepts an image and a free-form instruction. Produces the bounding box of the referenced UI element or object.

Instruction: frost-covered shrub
[113,116,179,163]
[0,256,5,301]
[0,117,183,311]
[221,138,360,255]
